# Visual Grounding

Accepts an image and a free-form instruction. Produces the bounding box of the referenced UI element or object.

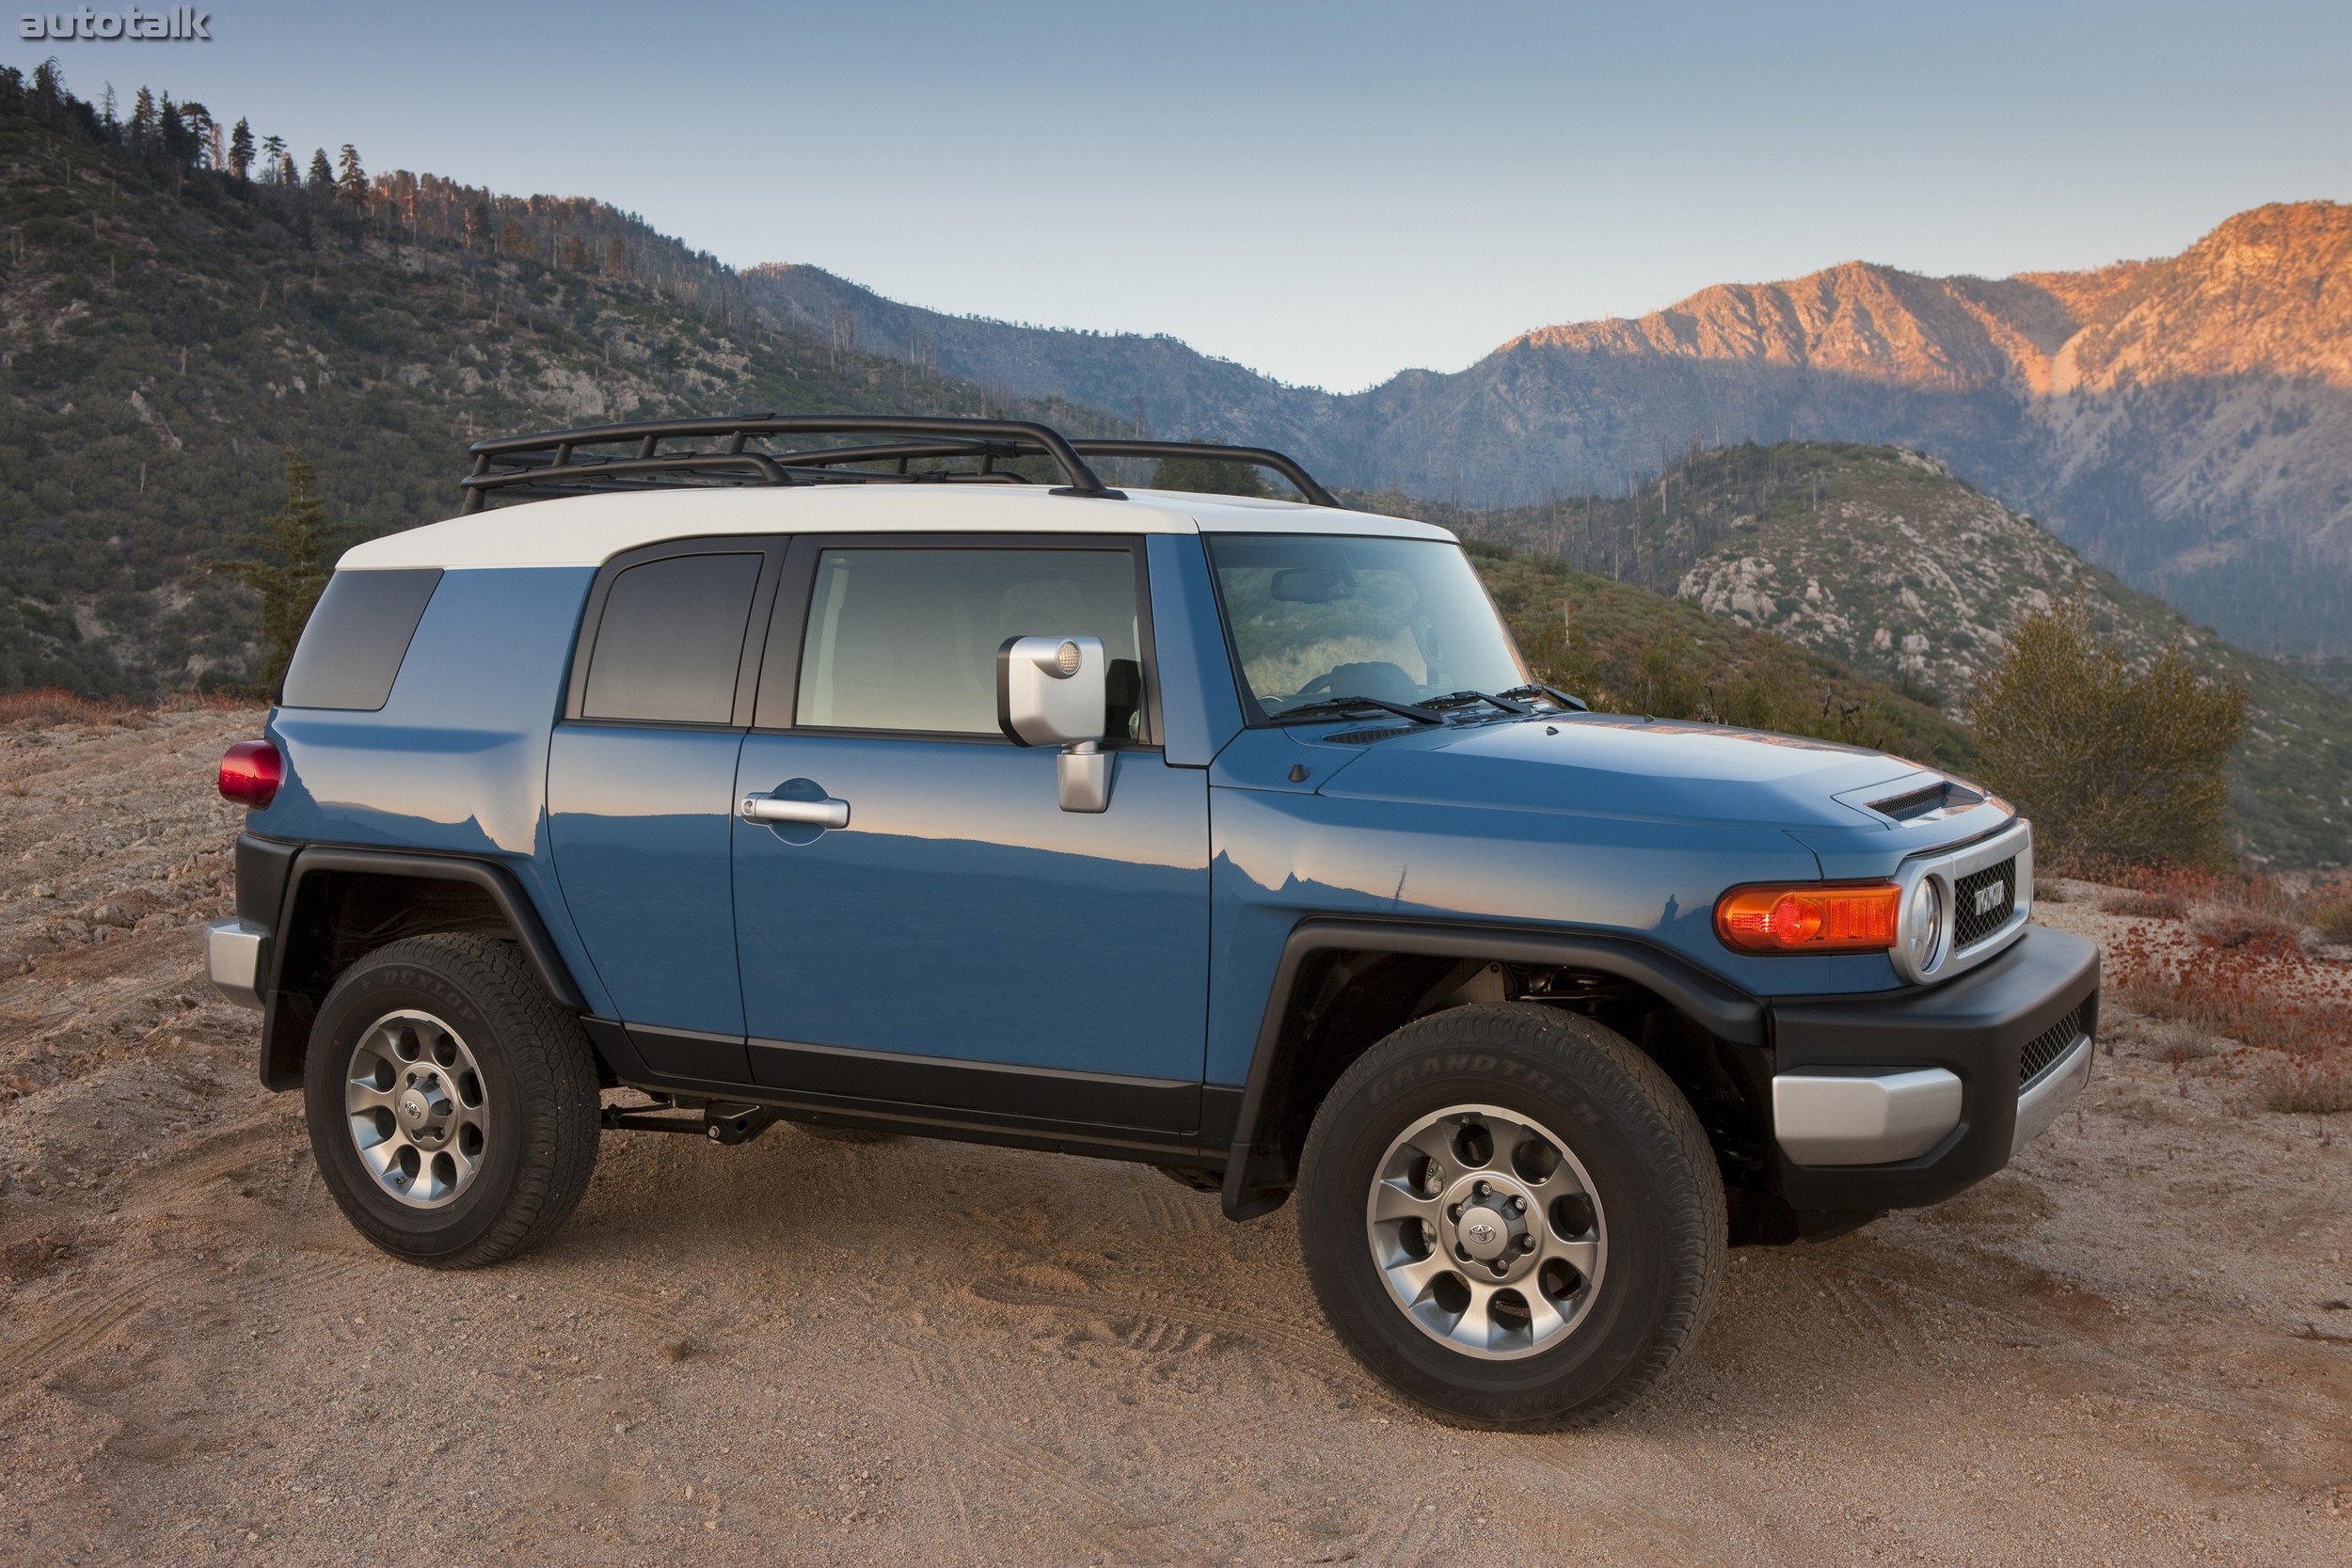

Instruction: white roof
[337,484,1455,571]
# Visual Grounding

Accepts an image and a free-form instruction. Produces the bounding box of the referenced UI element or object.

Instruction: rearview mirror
[1272,566,1357,603]
[996,635,1108,748]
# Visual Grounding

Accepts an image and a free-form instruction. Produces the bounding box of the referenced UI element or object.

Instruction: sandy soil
[2,706,2348,1566]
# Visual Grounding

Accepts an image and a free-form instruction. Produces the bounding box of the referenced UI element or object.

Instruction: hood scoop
[1857,777,1987,824]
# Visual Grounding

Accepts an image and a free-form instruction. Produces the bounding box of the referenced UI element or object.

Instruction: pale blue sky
[15,1,2351,390]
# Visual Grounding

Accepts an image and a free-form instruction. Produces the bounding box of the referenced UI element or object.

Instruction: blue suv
[205,415,2098,1427]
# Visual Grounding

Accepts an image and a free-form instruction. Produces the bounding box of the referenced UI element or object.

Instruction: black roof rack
[456,415,1339,513]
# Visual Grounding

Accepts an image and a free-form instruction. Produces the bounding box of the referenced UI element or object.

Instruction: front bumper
[1766,926,2099,1212]
[203,917,269,1009]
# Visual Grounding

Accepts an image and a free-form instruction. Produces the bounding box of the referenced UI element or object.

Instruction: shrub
[2311,887,2352,946]
[2103,890,2187,921]
[1969,595,2247,870]
[2262,1059,2352,1115]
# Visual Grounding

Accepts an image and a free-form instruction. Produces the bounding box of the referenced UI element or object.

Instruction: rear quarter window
[280,568,444,711]
[580,552,764,724]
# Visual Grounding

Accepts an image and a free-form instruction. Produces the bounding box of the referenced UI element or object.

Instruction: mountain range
[3,73,2345,863]
[744,202,2352,657]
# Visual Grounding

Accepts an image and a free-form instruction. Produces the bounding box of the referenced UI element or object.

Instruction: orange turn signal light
[1715,882,1900,954]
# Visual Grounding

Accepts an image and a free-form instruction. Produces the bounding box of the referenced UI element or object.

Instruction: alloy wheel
[1362,1102,1608,1359]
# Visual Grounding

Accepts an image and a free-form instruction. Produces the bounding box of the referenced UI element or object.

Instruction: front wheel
[1296,1003,1725,1428]
[303,934,600,1268]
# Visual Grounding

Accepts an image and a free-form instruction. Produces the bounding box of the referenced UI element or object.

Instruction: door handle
[739,793,850,829]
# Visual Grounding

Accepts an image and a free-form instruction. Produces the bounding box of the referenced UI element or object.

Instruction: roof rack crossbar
[461,451,794,504]
[1066,440,1340,508]
[458,415,1126,513]
[453,417,1339,513]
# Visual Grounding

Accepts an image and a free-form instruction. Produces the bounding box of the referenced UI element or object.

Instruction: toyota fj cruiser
[205,415,2097,1427]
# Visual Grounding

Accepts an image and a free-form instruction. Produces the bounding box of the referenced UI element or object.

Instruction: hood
[1308,713,1929,831]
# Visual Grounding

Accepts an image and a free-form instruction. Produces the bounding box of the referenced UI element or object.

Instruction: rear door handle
[739,793,850,829]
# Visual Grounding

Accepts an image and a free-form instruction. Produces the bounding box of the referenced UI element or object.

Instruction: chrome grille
[1954,856,2018,950]
[2018,1000,2087,1086]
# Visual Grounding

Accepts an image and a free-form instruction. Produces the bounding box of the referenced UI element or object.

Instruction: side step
[600,1098,779,1146]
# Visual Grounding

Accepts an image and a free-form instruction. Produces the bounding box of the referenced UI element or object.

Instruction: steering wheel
[1295,662,1419,702]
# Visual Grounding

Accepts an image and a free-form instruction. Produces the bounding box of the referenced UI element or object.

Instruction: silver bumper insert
[204,917,268,1009]
[1773,1069,1963,1166]
[2010,1033,2093,1155]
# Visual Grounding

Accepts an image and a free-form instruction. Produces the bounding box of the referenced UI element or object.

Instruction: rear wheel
[1297,1002,1724,1427]
[304,934,599,1268]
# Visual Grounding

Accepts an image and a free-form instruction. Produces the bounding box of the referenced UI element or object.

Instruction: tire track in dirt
[0,1264,191,1383]
[964,1274,1374,1396]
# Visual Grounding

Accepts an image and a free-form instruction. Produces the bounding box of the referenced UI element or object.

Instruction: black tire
[1296,1002,1725,1428]
[303,934,600,1269]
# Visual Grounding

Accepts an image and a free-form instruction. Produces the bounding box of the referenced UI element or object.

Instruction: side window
[281,568,443,711]
[795,547,1143,737]
[581,553,762,724]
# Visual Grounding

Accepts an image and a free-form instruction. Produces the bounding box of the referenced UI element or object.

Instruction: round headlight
[1905,877,1946,974]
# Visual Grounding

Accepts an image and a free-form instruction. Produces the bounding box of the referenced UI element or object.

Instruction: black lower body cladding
[1768,927,2100,1212]
[235,832,298,926]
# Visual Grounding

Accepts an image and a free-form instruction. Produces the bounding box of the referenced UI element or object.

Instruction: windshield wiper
[1498,683,1590,712]
[1269,695,1446,727]
[1425,689,1537,717]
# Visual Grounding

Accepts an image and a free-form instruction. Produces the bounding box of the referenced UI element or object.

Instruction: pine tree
[158,93,193,164]
[1150,443,1273,499]
[335,144,368,206]
[129,86,155,152]
[306,147,333,189]
[207,451,341,698]
[180,102,214,166]
[229,118,254,180]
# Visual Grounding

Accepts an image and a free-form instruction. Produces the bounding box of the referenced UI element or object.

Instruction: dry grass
[0,689,140,727]
[2313,886,2352,946]
[0,689,258,732]
[2103,890,2187,920]
[2107,902,2352,1112]
[2261,1057,2352,1115]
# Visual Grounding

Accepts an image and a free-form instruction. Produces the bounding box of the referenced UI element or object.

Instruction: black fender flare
[257,845,587,1089]
[1219,917,1764,1220]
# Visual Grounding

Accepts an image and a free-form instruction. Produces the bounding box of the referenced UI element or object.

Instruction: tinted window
[583,553,761,723]
[796,548,1142,736]
[280,568,443,710]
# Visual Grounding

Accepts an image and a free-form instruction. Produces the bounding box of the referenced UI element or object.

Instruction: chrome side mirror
[996,635,1112,813]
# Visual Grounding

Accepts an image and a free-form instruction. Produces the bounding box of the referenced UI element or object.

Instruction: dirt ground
[2,705,2348,1566]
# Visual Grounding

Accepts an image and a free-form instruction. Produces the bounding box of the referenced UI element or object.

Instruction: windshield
[1207,534,1530,721]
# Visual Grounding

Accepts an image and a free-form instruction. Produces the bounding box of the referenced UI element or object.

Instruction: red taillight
[1716,882,1899,954]
[219,740,283,809]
